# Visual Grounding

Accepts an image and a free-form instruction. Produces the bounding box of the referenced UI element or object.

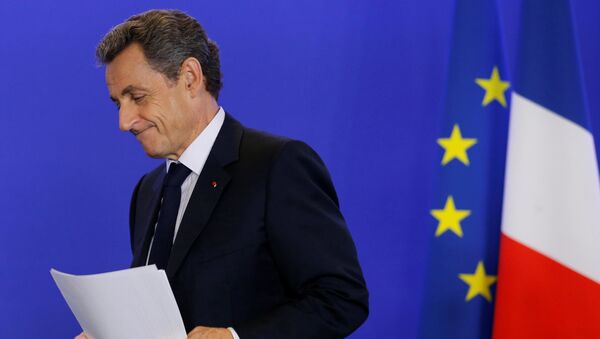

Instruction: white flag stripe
[502,92,600,283]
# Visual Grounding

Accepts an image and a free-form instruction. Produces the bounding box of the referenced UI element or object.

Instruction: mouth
[130,125,155,137]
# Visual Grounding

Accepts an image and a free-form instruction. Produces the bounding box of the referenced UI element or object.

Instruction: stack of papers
[51,265,187,339]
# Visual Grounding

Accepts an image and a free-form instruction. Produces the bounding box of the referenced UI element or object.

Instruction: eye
[132,95,146,103]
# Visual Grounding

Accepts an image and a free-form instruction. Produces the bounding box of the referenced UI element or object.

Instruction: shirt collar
[166,107,225,175]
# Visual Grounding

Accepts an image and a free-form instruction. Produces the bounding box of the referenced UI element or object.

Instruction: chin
[140,144,165,159]
[145,150,166,159]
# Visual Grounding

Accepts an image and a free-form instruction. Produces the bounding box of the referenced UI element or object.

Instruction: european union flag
[418,0,509,338]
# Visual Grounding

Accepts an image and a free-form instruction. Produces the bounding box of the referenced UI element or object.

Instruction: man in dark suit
[90,9,368,339]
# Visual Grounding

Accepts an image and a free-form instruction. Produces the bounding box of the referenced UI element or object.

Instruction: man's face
[105,43,196,159]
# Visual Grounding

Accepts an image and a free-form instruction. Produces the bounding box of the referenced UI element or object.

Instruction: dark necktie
[148,162,191,270]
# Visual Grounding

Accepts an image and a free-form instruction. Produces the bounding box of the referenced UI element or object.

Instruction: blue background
[0,0,598,337]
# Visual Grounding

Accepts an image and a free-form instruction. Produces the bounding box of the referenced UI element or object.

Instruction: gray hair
[96,9,222,99]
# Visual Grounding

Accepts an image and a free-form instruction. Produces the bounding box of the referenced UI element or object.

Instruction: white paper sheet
[51,265,187,339]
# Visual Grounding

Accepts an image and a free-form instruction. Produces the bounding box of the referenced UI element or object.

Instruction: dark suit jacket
[129,114,369,338]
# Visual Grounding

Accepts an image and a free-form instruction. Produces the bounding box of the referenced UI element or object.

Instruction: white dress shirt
[144,107,240,339]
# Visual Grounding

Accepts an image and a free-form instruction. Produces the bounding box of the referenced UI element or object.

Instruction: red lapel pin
[211,181,218,188]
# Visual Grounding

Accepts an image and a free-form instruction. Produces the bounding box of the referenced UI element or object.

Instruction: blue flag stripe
[515,0,589,130]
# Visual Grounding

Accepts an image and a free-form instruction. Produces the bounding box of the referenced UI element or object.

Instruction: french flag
[493,0,600,338]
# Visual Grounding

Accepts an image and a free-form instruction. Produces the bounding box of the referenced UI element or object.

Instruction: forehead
[105,43,159,94]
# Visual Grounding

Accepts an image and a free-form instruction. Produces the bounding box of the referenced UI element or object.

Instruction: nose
[118,103,138,132]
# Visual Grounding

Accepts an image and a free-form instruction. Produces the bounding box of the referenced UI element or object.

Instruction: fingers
[187,326,232,339]
[187,326,206,338]
[187,326,210,338]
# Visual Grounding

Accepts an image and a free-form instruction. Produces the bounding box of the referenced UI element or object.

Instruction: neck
[168,98,220,161]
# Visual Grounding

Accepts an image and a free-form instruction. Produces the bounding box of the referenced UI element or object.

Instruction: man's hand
[76,327,232,339]
[187,326,233,339]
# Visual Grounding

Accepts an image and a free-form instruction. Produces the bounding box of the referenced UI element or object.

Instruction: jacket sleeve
[235,140,369,338]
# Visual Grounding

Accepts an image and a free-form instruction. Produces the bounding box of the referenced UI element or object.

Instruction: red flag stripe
[493,233,600,339]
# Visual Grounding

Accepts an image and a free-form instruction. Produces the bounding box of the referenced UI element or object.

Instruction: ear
[179,57,204,97]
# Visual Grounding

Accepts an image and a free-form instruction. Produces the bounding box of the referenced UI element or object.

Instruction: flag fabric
[493,1,600,338]
[418,0,509,338]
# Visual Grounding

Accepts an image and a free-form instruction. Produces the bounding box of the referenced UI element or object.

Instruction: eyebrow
[109,85,147,102]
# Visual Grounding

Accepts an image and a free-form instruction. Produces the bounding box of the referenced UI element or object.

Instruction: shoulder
[240,126,322,165]
[239,127,290,156]
[240,127,334,194]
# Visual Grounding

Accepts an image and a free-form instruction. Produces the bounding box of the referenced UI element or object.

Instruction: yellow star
[475,66,510,107]
[430,196,471,237]
[437,124,477,166]
[459,261,497,302]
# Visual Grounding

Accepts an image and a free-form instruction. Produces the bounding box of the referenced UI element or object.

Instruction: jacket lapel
[166,113,243,279]
[131,170,166,267]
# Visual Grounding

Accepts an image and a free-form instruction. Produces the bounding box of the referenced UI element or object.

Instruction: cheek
[147,91,189,132]
[169,89,191,117]
[143,102,169,129]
